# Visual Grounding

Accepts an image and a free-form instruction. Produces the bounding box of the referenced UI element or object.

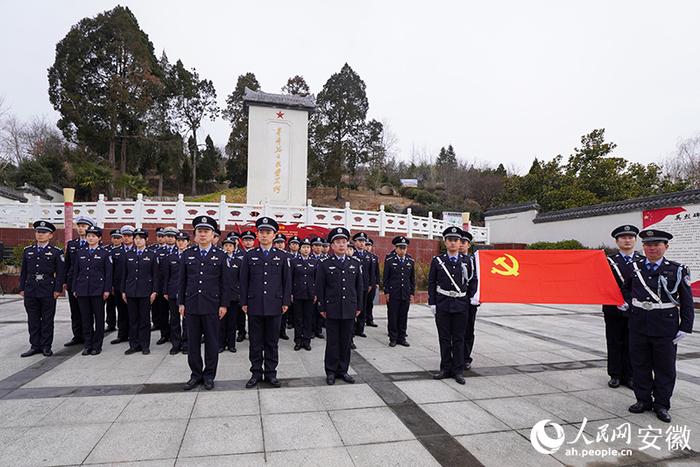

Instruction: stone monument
[243,88,316,206]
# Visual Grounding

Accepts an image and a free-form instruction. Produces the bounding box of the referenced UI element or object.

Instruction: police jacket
[163,249,185,299]
[64,237,87,290]
[122,248,159,298]
[354,250,376,290]
[225,253,242,303]
[155,246,174,294]
[177,245,229,314]
[622,257,694,337]
[428,253,476,313]
[603,251,644,316]
[19,244,65,298]
[291,255,318,300]
[315,255,364,320]
[383,254,415,300]
[239,247,292,316]
[71,246,113,297]
[110,245,129,292]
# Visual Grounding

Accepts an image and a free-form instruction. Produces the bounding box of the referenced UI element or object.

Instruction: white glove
[430,305,436,316]
[470,298,480,306]
[617,303,629,312]
[673,331,689,344]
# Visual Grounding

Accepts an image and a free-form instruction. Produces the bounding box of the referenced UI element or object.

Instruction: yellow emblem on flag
[491,254,520,276]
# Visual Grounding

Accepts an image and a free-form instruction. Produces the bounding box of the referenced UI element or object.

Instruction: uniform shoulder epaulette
[351,256,361,262]
[185,245,198,252]
[24,244,33,250]
[319,256,329,262]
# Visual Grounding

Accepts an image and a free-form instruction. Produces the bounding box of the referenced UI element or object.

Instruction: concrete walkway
[0,296,698,466]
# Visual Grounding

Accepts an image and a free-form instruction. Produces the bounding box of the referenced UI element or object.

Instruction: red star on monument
[276,111,285,119]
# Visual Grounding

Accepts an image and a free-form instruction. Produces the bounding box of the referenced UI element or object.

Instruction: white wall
[246,105,309,206]
[486,209,642,248]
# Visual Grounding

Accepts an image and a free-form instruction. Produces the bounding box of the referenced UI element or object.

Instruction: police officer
[310,236,326,339]
[155,227,178,345]
[273,233,292,340]
[317,227,363,385]
[105,229,123,332]
[604,225,643,389]
[179,216,229,391]
[122,228,159,355]
[64,215,94,347]
[288,235,301,259]
[110,226,134,344]
[383,236,415,347]
[622,229,694,423]
[19,221,65,357]
[164,231,189,354]
[240,217,292,389]
[365,238,380,327]
[72,226,112,355]
[322,241,330,258]
[428,227,477,385]
[236,230,256,342]
[219,234,239,353]
[352,232,374,338]
[459,230,480,370]
[291,237,318,351]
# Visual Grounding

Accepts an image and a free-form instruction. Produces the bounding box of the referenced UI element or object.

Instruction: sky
[1,0,699,173]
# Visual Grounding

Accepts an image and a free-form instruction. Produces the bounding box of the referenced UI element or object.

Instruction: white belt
[632,299,676,310]
[437,286,466,298]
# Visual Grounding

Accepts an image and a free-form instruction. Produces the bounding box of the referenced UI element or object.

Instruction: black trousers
[187,313,220,381]
[77,296,105,351]
[156,295,170,338]
[604,312,632,380]
[435,310,468,375]
[105,295,117,328]
[236,308,247,337]
[465,304,478,364]
[387,296,409,343]
[127,297,152,350]
[629,331,677,410]
[325,318,354,376]
[313,302,325,335]
[24,296,56,350]
[248,314,282,378]
[168,298,187,351]
[280,310,289,334]
[219,301,240,350]
[67,289,83,342]
[293,299,314,345]
[366,287,376,324]
[114,290,129,340]
[354,288,371,335]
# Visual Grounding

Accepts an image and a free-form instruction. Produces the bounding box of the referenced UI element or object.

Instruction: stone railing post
[428,211,434,239]
[95,193,106,227]
[305,199,314,225]
[175,194,185,230]
[344,202,352,229]
[218,195,227,230]
[406,207,414,238]
[379,204,386,236]
[134,193,144,228]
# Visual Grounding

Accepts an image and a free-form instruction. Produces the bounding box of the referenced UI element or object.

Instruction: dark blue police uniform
[383,236,415,346]
[352,232,374,337]
[110,242,132,343]
[122,236,159,353]
[163,239,188,354]
[19,221,65,356]
[64,215,95,346]
[219,236,242,352]
[291,247,318,349]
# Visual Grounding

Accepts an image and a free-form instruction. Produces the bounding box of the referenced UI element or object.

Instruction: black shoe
[465,362,472,370]
[326,374,336,385]
[340,374,355,384]
[203,379,214,390]
[81,349,91,356]
[623,378,634,390]
[294,344,301,351]
[367,322,378,327]
[303,343,311,351]
[266,376,281,388]
[182,348,188,355]
[142,349,150,355]
[433,371,451,380]
[654,407,672,423]
[608,377,621,388]
[42,349,53,357]
[169,347,181,355]
[64,338,83,347]
[356,332,367,338]
[455,375,466,385]
[90,349,101,355]
[151,325,157,331]
[389,341,397,347]
[398,341,410,347]
[228,347,236,353]
[105,326,116,332]
[184,378,202,390]
[156,337,169,345]
[315,332,324,339]
[236,334,246,342]
[628,401,652,414]
[124,347,141,355]
[110,338,126,345]
[246,375,261,389]
[218,347,225,353]
[20,348,41,358]
[286,322,294,329]
[279,333,289,340]
[350,342,356,349]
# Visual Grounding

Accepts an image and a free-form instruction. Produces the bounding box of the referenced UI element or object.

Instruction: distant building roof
[243,88,316,112]
[0,185,28,202]
[17,183,52,200]
[483,202,540,217]
[533,189,700,223]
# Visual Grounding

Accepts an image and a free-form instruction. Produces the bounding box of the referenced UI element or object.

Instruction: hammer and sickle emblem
[491,254,520,276]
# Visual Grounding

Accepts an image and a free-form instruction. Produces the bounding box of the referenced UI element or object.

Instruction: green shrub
[526,240,588,250]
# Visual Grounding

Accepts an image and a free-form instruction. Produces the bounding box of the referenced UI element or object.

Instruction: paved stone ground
[0,296,698,466]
